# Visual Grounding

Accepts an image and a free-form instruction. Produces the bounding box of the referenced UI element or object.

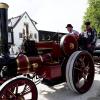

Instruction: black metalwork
[0,3,17,81]
[0,4,9,56]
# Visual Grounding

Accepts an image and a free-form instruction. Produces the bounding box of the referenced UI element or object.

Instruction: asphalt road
[37,74,100,100]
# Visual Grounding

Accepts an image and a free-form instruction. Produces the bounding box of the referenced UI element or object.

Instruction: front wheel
[0,76,38,100]
[66,51,94,94]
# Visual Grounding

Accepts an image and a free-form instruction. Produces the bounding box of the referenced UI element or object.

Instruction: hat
[66,24,73,28]
[85,21,90,25]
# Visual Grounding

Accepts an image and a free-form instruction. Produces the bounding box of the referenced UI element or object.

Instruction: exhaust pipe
[0,3,9,57]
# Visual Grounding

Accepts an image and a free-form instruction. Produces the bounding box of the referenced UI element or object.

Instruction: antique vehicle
[0,3,94,100]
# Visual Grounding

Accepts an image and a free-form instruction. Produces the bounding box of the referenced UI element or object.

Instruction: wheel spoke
[74,67,82,71]
[66,51,94,93]
[21,86,31,96]
[82,73,87,80]
[7,89,16,98]
[22,90,31,96]
[78,56,86,67]
[79,56,85,63]
[86,63,90,71]
[82,56,85,61]
[8,90,16,97]
[15,84,18,94]
[21,84,27,94]
[0,78,37,100]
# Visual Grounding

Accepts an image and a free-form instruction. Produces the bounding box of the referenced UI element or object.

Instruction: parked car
[94,39,100,56]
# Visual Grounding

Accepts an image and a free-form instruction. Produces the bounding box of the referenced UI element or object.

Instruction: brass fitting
[0,3,9,9]
[69,43,74,49]
[32,63,38,69]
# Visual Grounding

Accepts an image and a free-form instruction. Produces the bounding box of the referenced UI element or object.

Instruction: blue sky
[0,0,88,33]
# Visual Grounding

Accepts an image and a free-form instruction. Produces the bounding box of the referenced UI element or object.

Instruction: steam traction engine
[0,3,94,100]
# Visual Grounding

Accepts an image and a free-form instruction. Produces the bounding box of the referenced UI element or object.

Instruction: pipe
[0,3,9,57]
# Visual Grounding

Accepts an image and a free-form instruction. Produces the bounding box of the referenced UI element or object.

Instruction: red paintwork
[0,78,38,100]
[29,53,52,64]
[37,63,61,80]
[17,35,78,81]
[17,54,30,73]
[17,53,62,80]
[36,41,62,58]
[60,35,78,55]
[17,53,52,73]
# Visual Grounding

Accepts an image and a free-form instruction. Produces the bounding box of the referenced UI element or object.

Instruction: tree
[82,0,100,37]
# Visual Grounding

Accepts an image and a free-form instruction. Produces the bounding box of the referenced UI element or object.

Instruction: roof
[38,30,66,41]
[8,12,37,28]
[38,30,66,35]
[8,15,21,27]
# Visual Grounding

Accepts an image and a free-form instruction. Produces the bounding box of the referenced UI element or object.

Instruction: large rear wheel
[0,76,38,100]
[66,51,94,94]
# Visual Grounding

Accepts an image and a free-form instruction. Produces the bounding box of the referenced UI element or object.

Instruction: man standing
[80,21,97,54]
[66,24,79,39]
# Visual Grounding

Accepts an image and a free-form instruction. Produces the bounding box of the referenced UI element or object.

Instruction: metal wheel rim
[66,51,94,94]
[0,77,38,100]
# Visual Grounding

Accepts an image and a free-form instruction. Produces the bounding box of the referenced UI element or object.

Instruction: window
[42,35,45,40]
[24,23,29,39]
[34,34,37,39]
[8,32,12,43]
[47,35,50,40]
[24,23,29,36]
[19,33,23,38]
[25,16,27,19]
[30,33,33,38]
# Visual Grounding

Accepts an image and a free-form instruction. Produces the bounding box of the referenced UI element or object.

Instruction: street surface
[37,73,100,100]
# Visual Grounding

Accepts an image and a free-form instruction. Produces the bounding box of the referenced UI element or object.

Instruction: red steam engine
[0,3,94,100]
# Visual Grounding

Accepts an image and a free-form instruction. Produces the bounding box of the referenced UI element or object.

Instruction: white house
[8,12,39,54]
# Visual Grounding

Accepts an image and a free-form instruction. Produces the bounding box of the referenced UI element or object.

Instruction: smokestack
[0,3,9,57]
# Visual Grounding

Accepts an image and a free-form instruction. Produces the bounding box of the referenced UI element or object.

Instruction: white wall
[13,13,39,49]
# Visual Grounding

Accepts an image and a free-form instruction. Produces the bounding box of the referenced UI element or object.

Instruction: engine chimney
[0,3,9,57]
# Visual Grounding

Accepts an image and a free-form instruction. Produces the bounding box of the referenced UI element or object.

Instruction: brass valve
[32,63,38,69]
[0,3,9,9]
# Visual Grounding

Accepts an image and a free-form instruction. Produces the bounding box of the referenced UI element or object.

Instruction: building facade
[8,12,39,50]
[38,30,66,42]
[8,12,66,54]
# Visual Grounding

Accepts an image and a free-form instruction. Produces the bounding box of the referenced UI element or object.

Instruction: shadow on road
[87,79,100,100]
[38,78,100,100]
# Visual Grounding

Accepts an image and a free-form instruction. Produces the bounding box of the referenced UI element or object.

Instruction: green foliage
[82,0,100,35]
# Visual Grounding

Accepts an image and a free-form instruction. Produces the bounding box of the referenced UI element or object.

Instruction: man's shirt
[69,30,79,35]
